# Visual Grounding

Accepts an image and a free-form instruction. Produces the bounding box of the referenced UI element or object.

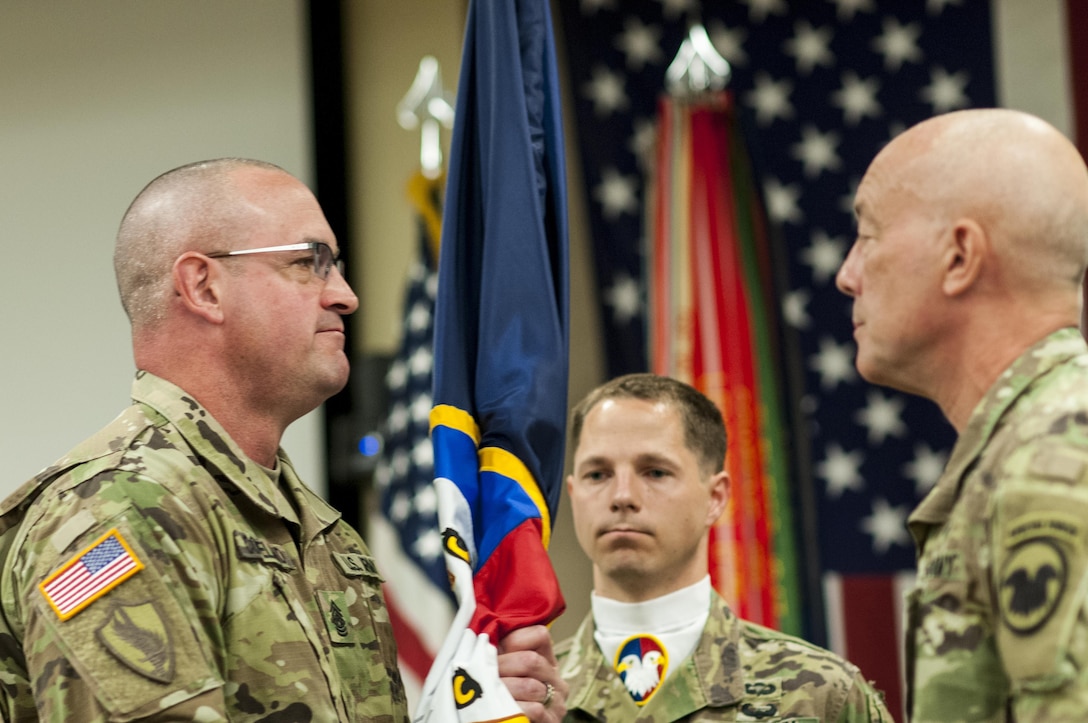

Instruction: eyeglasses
[206,242,344,280]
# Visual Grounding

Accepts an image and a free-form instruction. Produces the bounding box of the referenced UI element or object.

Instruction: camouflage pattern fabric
[556,591,892,722]
[907,327,1088,722]
[0,371,408,722]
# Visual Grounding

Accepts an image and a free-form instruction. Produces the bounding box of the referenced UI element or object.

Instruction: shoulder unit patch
[96,599,176,683]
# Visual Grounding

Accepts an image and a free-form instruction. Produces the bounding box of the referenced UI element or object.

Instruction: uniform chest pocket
[906,577,1008,722]
[321,552,395,651]
[223,531,295,620]
[320,552,405,715]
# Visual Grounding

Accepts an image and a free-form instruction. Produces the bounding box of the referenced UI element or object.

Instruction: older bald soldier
[837,109,1088,721]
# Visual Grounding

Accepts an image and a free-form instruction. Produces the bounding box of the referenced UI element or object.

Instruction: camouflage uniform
[557,590,892,722]
[906,327,1088,722]
[0,371,408,722]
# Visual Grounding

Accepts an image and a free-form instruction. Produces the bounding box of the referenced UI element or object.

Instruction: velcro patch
[96,599,176,684]
[233,530,295,572]
[999,538,1067,636]
[1028,450,1087,483]
[319,590,358,645]
[39,528,144,621]
[333,552,381,580]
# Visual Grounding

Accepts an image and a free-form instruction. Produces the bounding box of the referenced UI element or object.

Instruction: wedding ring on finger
[542,682,555,708]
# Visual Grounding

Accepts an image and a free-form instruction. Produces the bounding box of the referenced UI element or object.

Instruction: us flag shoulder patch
[39,528,144,621]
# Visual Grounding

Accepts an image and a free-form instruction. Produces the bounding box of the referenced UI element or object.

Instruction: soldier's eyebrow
[574,454,612,472]
[632,452,679,470]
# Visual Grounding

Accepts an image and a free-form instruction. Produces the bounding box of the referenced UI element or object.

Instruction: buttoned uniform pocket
[324,551,403,702]
[907,547,1008,721]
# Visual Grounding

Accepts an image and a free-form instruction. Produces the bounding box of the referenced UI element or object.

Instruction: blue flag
[413,0,569,720]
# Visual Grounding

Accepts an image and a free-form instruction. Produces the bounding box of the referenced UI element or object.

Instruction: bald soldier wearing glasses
[0,158,566,722]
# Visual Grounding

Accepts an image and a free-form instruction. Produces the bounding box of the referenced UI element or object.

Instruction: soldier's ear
[173,252,226,324]
[706,471,729,527]
[942,218,987,297]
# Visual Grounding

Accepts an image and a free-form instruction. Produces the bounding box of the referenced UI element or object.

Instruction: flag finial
[665,24,731,98]
[397,56,456,179]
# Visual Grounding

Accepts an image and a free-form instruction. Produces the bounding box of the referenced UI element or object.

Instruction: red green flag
[649,91,801,634]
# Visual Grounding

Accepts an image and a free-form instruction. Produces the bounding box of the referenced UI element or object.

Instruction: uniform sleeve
[837,671,896,723]
[991,444,1088,722]
[11,471,229,722]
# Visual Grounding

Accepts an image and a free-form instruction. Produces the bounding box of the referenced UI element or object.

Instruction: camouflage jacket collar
[909,327,1087,534]
[131,371,341,536]
[565,590,744,717]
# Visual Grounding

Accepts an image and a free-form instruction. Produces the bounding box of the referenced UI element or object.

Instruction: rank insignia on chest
[40,528,144,621]
[614,634,668,706]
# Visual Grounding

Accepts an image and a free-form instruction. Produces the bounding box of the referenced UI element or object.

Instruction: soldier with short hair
[836,108,1088,721]
[0,158,566,722]
[557,373,892,722]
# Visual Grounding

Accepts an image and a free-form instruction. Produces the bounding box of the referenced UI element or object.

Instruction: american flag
[556,0,992,715]
[368,173,455,713]
[40,529,143,620]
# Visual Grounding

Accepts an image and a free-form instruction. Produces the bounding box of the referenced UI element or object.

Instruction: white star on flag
[861,498,911,554]
[411,437,434,467]
[408,345,433,376]
[920,66,970,113]
[658,0,697,20]
[830,0,875,20]
[413,528,444,561]
[391,449,410,478]
[386,403,409,435]
[579,0,616,14]
[583,65,629,116]
[604,273,642,324]
[873,18,923,71]
[903,443,948,496]
[742,0,787,23]
[413,484,437,515]
[782,289,811,330]
[594,167,640,220]
[386,360,408,392]
[818,443,865,498]
[629,117,657,171]
[809,335,857,390]
[855,390,908,445]
[390,491,411,523]
[801,230,847,285]
[784,20,834,75]
[708,21,748,66]
[410,393,432,424]
[792,125,843,178]
[615,17,663,70]
[745,72,795,126]
[763,178,803,224]
[927,0,963,15]
[839,177,860,215]
[408,301,431,332]
[832,71,882,126]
